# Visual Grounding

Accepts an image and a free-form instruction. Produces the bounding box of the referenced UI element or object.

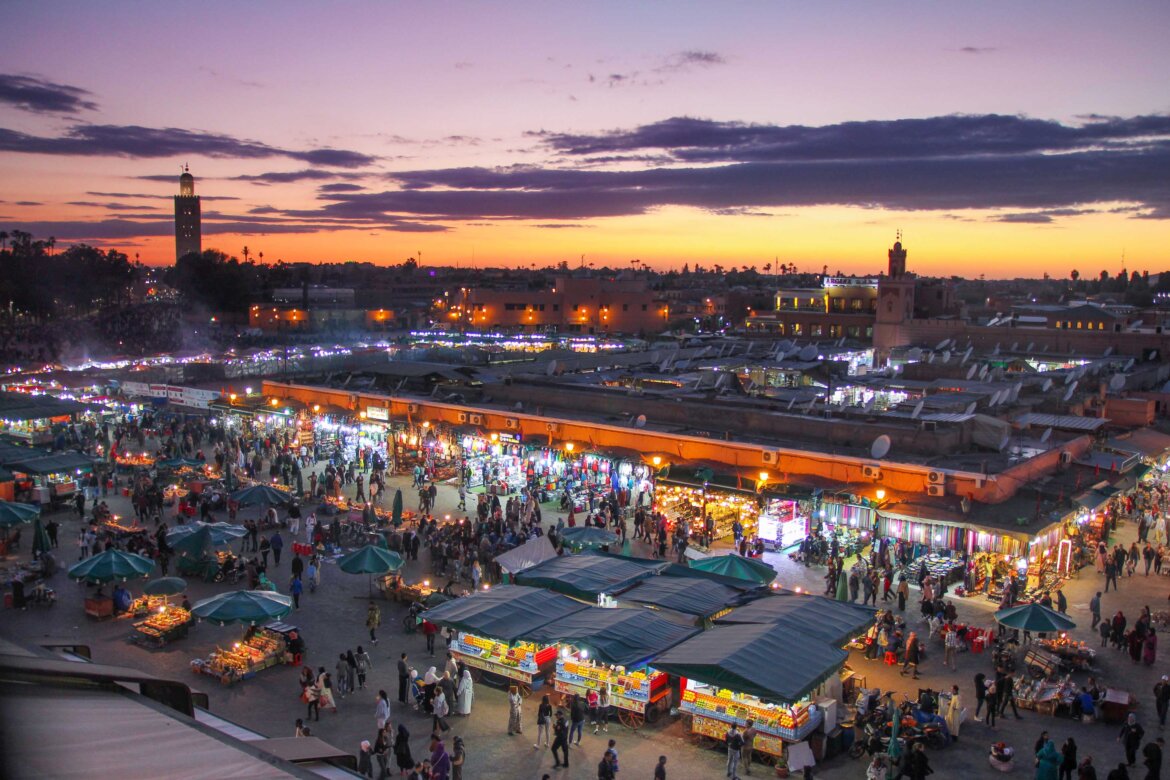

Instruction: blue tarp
[652,622,848,704]
[715,591,877,645]
[525,606,699,667]
[514,551,668,601]
[420,585,589,643]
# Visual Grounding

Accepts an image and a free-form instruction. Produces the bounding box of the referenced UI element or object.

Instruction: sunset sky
[2,1,1168,277]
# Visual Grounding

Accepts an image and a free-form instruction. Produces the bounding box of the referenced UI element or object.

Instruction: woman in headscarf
[450,736,466,780]
[455,669,474,715]
[507,685,523,735]
[1144,628,1158,666]
[432,686,450,734]
[944,684,963,741]
[393,724,414,774]
[316,667,337,712]
[423,667,439,714]
[1034,738,1060,780]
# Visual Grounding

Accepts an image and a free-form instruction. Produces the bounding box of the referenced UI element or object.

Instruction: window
[865,326,873,338]
[811,324,823,337]
[829,324,842,338]
[537,304,546,312]
[830,297,844,312]
[791,323,803,335]
[847,325,861,337]
[850,298,863,312]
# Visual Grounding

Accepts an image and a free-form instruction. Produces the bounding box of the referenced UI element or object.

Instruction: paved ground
[3,467,1169,779]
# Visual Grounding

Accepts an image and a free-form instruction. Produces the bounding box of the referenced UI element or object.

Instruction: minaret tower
[174,164,202,261]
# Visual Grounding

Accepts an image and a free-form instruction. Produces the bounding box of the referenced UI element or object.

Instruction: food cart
[132,605,193,647]
[191,623,300,685]
[422,585,590,696]
[653,623,843,762]
[525,607,697,729]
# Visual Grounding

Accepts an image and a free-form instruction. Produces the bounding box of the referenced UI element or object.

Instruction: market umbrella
[560,526,620,549]
[338,544,405,597]
[143,576,188,597]
[190,590,293,626]
[993,603,1077,633]
[31,516,51,559]
[836,569,849,602]
[68,550,155,584]
[167,522,247,552]
[689,554,777,585]
[230,484,292,507]
[423,591,452,608]
[886,695,903,778]
[391,489,403,527]
[157,457,204,469]
[0,500,39,528]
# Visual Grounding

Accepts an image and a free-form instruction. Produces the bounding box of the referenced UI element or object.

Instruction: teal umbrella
[994,603,1076,633]
[191,590,293,626]
[167,522,247,557]
[391,489,403,527]
[68,550,155,583]
[143,577,188,597]
[339,544,405,597]
[886,695,902,778]
[31,516,51,558]
[690,554,777,585]
[230,484,292,507]
[157,457,204,469]
[560,526,619,549]
[0,500,39,529]
[836,569,849,601]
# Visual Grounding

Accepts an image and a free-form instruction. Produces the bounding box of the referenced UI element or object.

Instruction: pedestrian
[901,631,921,679]
[394,725,414,774]
[906,741,932,780]
[366,600,381,645]
[588,688,602,733]
[290,575,303,609]
[1091,592,1103,630]
[375,689,390,730]
[569,694,586,745]
[398,653,410,705]
[1143,737,1163,780]
[432,687,450,734]
[945,685,963,742]
[741,719,757,775]
[455,669,474,716]
[999,674,1022,719]
[451,736,466,780]
[271,531,283,566]
[1078,756,1097,780]
[654,756,667,780]
[551,710,570,768]
[508,685,523,735]
[985,677,998,727]
[944,626,960,670]
[604,739,619,776]
[974,672,988,719]
[336,653,350,698]
[1061,738,1079,780]
[374,726,391,779]
[1106,559,1119,592]
[260,535,271,567]
[598,752,617,780]
[1057,589,1068,614]
[422,619,438,656]
[356,646,372,690]
[319,671,337,712]
[358,739,374,779]
[535,694,552,749]
[1121,714,1146,767]
[1146,630,1159,667]
[725,722,744,780]
[1037,739,1060,780]
[306,679,321,722]
[897,577,909,612]
[1155,676,1170,728]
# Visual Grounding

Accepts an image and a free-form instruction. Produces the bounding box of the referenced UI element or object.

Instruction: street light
[876,489,886,501]
[651,456,662,467]
[565,442,575,453]
[759,471,769,482]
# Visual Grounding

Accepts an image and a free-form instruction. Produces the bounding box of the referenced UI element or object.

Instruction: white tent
[495,535,558,575]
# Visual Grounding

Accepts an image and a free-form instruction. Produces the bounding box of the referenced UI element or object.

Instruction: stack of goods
[124,594,169,618]
[133,606,192,646]
[191,628,286,684]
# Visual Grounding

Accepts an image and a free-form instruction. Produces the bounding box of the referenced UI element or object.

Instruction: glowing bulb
[580,649,589,659]
[759,471,769,482]
[565,442,575,452]
[652,456,662,467]
[875,489,886,501]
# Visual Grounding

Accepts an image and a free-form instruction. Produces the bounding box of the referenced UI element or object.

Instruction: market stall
[526,606,698,729]
[188,591,298,685]
[758,496,814,551]
[191,623,297,685]
[421,585,589,695]
[614,569,756,623]
[654,482,760,541]
[514,550,668,601]
[132,604,193,647]
[8,452,96,506]
[654,622,843,759]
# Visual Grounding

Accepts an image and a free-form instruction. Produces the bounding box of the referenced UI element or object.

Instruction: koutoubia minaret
[174,164,202,261]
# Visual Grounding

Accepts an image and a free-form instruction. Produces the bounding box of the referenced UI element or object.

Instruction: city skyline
[2,1,1168,277]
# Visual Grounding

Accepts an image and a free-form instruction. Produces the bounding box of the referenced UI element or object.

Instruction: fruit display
[124,594,169,618]
[191,628,288,684]
[132,607,192,646]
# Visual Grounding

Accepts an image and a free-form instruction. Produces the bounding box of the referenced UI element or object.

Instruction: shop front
[655,473,760,541]
[8,452,96,505]
[451,632,558,695]
[758,493,819,551]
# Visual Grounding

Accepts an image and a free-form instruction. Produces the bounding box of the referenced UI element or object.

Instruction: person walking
[508,685,523,736]
[375,689,390,731]
[1121,714,1145,767]
[974,673,988,719]
[535,694,553,749]
[741,719,757,775]
[455,669,474,716]
[1154,676,1170,728]
[1143,737,1163,780]
[569,694,586,746]
[1060,738,1079,780]
[290,575,303,609]
[1105,559,1119,592]
[725,723,744,780]
[271,531,284,566]
[398,653,410,705]
[1036,739,1061,780]
[451,736,466,780]
[901,632,922,679]
[551,710,570,769]
[984,677,998,727]
[356,645,372,690]
[1091,592,1103,630]
[944,626,960,671]
[654,756,667,780]
[999,673,1022,719]
[366,600,381,646]
[945,685,963,742]
[393,725,414,775]
[906,742,933,780]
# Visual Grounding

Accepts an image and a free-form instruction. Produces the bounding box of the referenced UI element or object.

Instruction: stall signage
[680,686,809,734]
[555,658,651,712]
[690,715,788,757]
[365,406,389,422]
[120,381,154,397]
[452,633,539,676]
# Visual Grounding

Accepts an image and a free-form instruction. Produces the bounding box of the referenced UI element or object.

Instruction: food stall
[132,604,193,647]
[9,452,96,506]
[758,497,811,551]
[421,585,590,695]
[191,623,298,685]
[525,606,698,728]
[655,482,760,541]
[653,623,843,760]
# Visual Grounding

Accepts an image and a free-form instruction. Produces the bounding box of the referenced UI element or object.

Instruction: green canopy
[143,577,188,597]
[836,569,849,601]
[559,526,619,549]
[717,592,877,645]
[423,591,453,608]
[31,516,51,558]
[617,576,750,619]
[689,554,777,585]
[68,550,155,584]
[191,590,293,626]
[994,603,1076,633]
[652,622,847,704]
[230,484,292,507]
[421,585,589,643]
[391,489,403,526]
[167,523,247,558]
[514,551,667,601]
[338,544,405,597]
[157,457,205,469]
[0,500,39,529]
[525,606,699,667]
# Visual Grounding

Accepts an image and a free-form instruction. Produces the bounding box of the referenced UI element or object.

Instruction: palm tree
[258,251,264,265]
[241,246,251,263]
[0,231,8,251]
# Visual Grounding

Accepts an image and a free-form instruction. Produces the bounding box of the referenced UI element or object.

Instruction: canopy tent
[514,551,668,601]
[0,500,40,528]
[68,550,154,583]
[494,535,558,575]
[421,585,589,643]
[191,590,293,626]
[994,603,1076,633]
[715,592,877,645]
[525,607,699,668]
[659,562,765,590]
[558,526,619,549]
[230,484,293,507]
[616,576,751,619]
[689,554,777,585]
[652,622,848,704]
[7,452,96,475]
[166,522,247,557]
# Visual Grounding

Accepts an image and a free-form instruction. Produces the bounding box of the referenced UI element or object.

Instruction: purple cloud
[0,73,98,114]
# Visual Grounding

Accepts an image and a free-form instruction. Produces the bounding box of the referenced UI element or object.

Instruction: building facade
[458,275,670,334]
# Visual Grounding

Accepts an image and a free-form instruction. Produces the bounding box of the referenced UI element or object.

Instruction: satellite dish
[941,350,952,364]
[513,401,524,411]
[935,339,950,350]
[1041,379,1053,392]
[996,432,1011,452]
[1062,385,1075,402]
[908,347,923,361]
[634,414,647,428]
[1109,375,1126,392]
[798,345,818,362]
[927,352,936,363]
[1104,347,1113,357]
[992,343,1001,355]
[978,364,989,380]
[1123,358,1135,371]
[1040,427,1053,443]
[1064,372,1076,386]
[961,347,974,365]
[787,396,797,410]
[871,435,892,459]
[966,365,977,380]
[989,390,1002,406]
[864,398,876,412]
[837,337,846,347]
[965,402,977,415]
[777,340,794,352]
[911,400,925,419]
[546,360,558,376]
[1010,342,1019,352]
